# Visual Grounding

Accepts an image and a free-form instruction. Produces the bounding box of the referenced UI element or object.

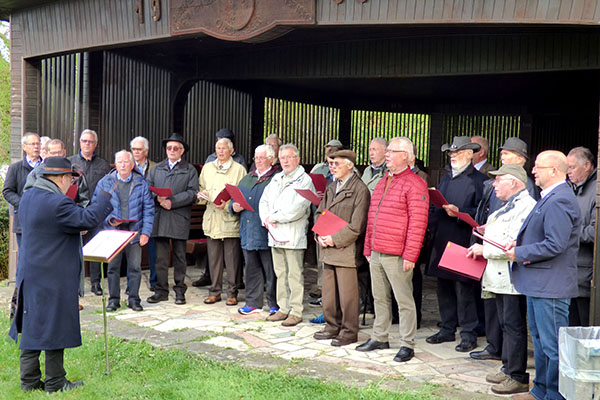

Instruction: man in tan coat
[313,150,370,346]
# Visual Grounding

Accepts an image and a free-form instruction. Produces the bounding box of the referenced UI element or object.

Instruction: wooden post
[251,92,265,151]
[339,106,351,146]
[589,106,600,326]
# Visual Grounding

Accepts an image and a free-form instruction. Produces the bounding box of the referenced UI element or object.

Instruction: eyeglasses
[25,142,41,147]
[328,161,345,167]
[533,165,554,171]
[385,149,406,154]
[80,139,96,145]
[279,155,298,160]
[131,147,145,152]
[253,156,269,161]
[166,146,182,151]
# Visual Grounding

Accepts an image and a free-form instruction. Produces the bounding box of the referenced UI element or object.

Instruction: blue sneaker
[269,307,279,316]
[238,305,261,315]
[310,314,325,324]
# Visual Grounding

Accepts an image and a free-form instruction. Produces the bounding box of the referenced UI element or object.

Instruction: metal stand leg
[99,261,110,374]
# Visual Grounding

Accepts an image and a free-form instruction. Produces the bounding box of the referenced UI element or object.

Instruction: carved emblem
[171,0,314,41]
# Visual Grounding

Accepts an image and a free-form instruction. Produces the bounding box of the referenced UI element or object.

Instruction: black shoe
[22,380,44,391]
[149,286,156,292]
[426,331,455,344]
[393,346,414,362]
[146,294,168,303]
[455,339,477,352]
[45,380,84,393]
[125,287,130,295]
[91,284,103,296]
[470,348,501,360]
[309,298,322,307]
[127,302,143,312]
[175,296,186,305]
[106,302,120,312]
[355,339,390,352]
[192,274,211,287]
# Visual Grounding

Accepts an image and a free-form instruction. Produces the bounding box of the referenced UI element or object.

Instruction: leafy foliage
[0,31,8,165]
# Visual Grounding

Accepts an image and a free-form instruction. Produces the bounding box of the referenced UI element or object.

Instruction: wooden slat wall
[97,52,171,163]
[350,110,431,166]
[317,0,600,24]
[183,81,253,164]
[15,0,170,58]
[530,113,599,158]
[264,97,340,165]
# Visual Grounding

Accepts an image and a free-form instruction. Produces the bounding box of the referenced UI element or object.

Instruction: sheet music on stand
[83,230,138,263]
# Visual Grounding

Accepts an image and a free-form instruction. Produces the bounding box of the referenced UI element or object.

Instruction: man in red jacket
[356,137,429,363]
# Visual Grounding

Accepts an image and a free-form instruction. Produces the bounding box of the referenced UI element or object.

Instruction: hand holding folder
[225,184,254,212]
[438,241,487,281]
[309,173,327,195]
[312,209,348,237]
[428,188,448,207]
[149,186,173,197]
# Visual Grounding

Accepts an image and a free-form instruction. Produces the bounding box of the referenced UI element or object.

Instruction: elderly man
[426,136,487,352]
[312,149,370,346]
[9,157,113,393]
[467,165,536,395]
[69,129,110,296]
[3,132,42,247]
[231,144,280,315]
[197,137,246,305]
[356,137,429,362]
[361,138,388,193]
[566,146,596,327]
[249,134,282,172]
[146,133,199,305]
[93,150,154,312]
[205,128,247,170]
[260,144,314,326]
[506,151,581,400]
[310,139,343,178]
[471,136,496,178]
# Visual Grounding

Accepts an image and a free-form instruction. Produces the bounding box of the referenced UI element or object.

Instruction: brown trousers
[207,237,242,298]
[322,263,359,341]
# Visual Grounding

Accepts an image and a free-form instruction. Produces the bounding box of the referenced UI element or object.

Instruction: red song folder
[309,173,328,194]
[295,188,321,207]
[149,186,173,197]
[438,241,487,281]
[225,184,254,212]
[456,211,479,228]
[66,184,78,200]
[428,188,448,207]
[312,209,348,237]
[213,187,232,205]
[472,230,507,250]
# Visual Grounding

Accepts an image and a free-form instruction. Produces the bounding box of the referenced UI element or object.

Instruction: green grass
[0,313,439,400]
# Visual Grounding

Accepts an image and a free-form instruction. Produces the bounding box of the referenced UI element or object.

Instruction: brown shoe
[486,370,509,384]
[204,295,222,304]
[266,310,288,321]
[313,330,337,340]
[226,297,238,306]
[331,337,357,347]
[281,314,302,326]
[512,392,536,400]
[491,377,529,395]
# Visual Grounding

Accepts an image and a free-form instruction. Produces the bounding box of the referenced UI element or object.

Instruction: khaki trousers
[271,247,305,318]
[370,251,417,348]
[322,263,359,340]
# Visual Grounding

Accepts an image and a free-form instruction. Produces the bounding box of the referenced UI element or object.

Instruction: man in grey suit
[506,150,581,400]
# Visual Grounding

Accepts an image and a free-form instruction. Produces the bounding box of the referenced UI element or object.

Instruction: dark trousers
[147,237,157,288]
[496,293,529,384]
[83,229,102,285]
[243,249,277,309]
[483,298,502,355]
[108,242,142,305]
[20,349,65,392]
[207,237,242,298]
[437,277,478,341]
[322,263,359,341]
[155,237,187,297]
[412,263,423,327]
[569,296,590,327]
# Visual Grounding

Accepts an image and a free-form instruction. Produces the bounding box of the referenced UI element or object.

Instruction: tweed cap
[500,137,528,159]
[489,164,528,184]
[329,149,357,164]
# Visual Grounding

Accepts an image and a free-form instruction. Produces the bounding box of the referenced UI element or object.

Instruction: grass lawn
[0,313,440,400]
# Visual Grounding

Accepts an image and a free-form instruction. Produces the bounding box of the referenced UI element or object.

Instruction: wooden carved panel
[171,0,315,41]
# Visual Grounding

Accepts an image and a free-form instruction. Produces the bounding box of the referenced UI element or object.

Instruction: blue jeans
[107,242,142,305]
[527,296,570,400]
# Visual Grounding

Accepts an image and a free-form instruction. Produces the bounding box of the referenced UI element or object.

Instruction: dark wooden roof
[0,0,55,20]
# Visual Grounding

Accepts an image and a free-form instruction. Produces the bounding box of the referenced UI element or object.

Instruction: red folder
[213,187,232,205]
[295,188,321,207]
[312,209,348,237]
[309,173,328,194]
[225,184,254,212]
[438,241,487,281]
[149,186,173,197]
[456,211,479,228]
[428,188,448,207]
[66,184,78,200]
[472,230,507,250]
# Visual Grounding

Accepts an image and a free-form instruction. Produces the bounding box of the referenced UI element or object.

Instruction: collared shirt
[335,172,352,194]
[540,180,566,199]
[216,158,233,171]
[117,172,133,183]
[168,158,181,170]
[136,159,149,176]
[256,166,272,179]
[79,151,95,162]
[474,159,488,171]
[25,156,41,169]
[370,161,385,171]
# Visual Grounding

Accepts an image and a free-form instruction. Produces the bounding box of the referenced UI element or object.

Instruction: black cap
[162,132,189,153]
[215,128,235,141]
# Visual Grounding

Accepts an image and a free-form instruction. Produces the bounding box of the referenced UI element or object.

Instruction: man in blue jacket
[506,150,581,400]
[93,150,154,312]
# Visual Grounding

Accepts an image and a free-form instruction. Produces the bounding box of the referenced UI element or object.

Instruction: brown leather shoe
[313,330,337,340]
[281,314,302,326]
[331,336,357,347]
[512,392,535,400]
[204,295,222,304]
[266,310,288,321]
[226,297,238,306]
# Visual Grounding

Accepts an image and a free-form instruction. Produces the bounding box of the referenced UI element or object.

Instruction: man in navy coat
[9,157,113,393]
[506,150,581,400]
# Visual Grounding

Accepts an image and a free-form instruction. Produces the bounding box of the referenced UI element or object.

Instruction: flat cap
[489,164,528,184]
[329,149,356,164]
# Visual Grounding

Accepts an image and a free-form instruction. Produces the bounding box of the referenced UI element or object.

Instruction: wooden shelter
[3,0,600,321]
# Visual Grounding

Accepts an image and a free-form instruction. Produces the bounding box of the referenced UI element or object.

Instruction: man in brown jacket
[313,149,371,346]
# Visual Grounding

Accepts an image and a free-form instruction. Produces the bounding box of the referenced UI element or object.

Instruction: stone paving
[1,264,535,399]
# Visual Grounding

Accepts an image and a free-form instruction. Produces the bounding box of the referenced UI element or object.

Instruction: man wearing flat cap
[9,157,113,393]
[312,149,370,347]
[205,128,248,170]
[146,133,199,305]
[310,139,344,181]
[426,136,487,353]
[466,164,536,395]
[356,137,429,363]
